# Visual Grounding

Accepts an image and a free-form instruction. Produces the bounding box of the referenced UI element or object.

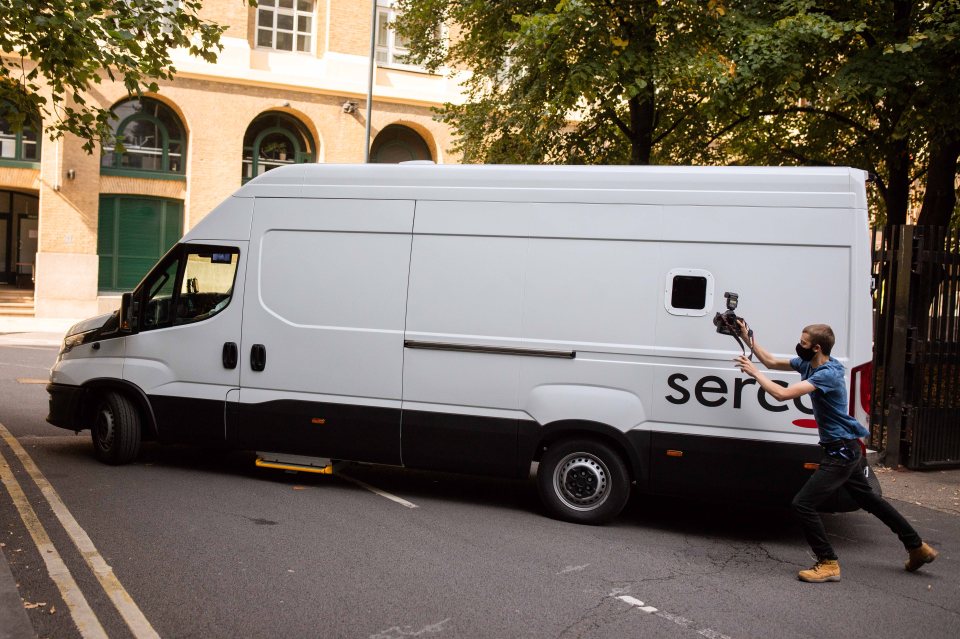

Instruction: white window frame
[255,0,315,54]
[375,0,444,72]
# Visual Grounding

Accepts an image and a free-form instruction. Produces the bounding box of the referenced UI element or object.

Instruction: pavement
[0,314,958,637]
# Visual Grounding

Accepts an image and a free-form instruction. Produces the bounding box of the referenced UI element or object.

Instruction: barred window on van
[665,269,714,317]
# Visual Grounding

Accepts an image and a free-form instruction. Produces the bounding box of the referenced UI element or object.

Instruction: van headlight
[59,331,92,356]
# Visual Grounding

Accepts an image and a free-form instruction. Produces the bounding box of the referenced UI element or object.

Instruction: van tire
[91,391,141,465]
[537,438,630,524]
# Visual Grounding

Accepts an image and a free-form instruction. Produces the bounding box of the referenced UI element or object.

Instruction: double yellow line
[0,422,160,638]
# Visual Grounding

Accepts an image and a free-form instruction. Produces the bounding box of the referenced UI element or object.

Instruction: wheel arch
[79,379,158,440]
[527,419,644,486]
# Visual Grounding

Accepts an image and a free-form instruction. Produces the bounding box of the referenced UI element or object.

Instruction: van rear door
[233,198,414,464]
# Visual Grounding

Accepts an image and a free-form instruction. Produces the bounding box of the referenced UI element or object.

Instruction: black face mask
[796,343,816,361]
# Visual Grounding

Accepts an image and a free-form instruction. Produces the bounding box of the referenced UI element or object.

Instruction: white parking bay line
[614,594,732,638]
[337,473,418,509]
[0,422,160,639]
[0,445,108,639]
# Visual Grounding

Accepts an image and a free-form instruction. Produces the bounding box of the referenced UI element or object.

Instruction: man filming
[734,322,937,583]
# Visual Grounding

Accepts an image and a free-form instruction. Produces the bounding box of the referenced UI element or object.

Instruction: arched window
[242,112,315,182]
[101,98,186,175]
[0,105,41,164]
[370,124,432,163]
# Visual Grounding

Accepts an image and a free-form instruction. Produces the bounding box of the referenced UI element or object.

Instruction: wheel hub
[555,454,609,510]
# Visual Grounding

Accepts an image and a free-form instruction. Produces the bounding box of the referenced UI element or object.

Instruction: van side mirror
[119,292,139,334]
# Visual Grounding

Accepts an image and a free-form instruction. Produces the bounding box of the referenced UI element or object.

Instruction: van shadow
[44,438,803,544]
[118,442,803,543]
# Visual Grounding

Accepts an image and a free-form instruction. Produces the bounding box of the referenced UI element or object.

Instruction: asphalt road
[1,343,957,639]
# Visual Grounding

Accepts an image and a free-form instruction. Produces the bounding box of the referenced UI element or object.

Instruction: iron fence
[870,225,960,469]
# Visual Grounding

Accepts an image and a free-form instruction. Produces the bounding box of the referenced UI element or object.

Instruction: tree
[0,0,244,152]
[713,1,960,227]
[396,0,958,226]
[394,0,731,165]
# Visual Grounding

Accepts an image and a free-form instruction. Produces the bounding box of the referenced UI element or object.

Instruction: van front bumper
[46,383,84,431]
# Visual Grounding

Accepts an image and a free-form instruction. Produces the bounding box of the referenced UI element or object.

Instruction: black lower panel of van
[233,400,402,465]
[401,411,520,478]
[151,395,229,444]
[649,432,821,504]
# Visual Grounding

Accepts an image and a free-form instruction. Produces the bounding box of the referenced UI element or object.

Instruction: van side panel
[235,198,413,463]
[401,232,526,474]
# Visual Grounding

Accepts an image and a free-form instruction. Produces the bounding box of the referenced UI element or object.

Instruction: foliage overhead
[394,0,730,165]
[395,0,960,226]
[717,0,960,226]
[0,0,242,152]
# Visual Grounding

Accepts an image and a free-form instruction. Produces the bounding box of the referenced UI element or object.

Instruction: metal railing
[870,225,960,468]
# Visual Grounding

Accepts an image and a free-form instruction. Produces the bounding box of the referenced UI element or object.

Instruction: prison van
[47,164,874,524]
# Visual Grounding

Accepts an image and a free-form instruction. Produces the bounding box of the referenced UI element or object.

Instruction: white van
[47,164,874,523]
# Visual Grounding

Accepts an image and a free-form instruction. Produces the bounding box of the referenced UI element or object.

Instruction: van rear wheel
[92,391,141,465]
[537,438,630,524]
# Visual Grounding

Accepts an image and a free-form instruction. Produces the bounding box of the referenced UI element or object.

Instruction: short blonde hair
[803,324,835,356]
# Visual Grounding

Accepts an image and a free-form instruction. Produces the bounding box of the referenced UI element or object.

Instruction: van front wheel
[92,391,141,465]
[537,439,630,524]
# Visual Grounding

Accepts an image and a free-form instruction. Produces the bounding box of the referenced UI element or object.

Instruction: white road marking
[0,446,108,639]
[0,422,161,639]
[337,473,418,509]
[370,618,451,638]
[614,594,731,638]
[616,594,658,613]
[558,563,590,574]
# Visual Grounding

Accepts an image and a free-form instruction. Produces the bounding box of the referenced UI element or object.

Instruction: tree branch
[653,96,706,145]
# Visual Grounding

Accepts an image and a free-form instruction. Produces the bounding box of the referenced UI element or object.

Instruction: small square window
[671,276,707,310]
[665,268,714,317]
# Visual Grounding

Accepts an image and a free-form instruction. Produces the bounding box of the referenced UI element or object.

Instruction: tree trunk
[917,137,960,227]
[629,88,655,165]
[885,138,912,225]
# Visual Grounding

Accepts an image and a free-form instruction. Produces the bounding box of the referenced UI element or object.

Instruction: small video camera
[713,292,742,336]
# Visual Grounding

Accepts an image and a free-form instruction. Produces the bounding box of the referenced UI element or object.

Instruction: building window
[101,98,186,176]
[100,98,186,175]
[0,108,41,164]
[370,124,432,163]
[98,196,183,291]
[242,112,315,182]
[375,0,441,69]
[375,0,412,66]
[256,0,314,53]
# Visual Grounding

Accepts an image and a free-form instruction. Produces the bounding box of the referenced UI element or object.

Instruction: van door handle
[250,344,266,372]
[222,342,238,369]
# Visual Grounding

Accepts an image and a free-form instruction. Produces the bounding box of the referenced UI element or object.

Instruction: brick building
[0,0,463,318]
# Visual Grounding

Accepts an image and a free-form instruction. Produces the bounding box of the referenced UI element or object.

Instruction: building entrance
[0,191,39,285]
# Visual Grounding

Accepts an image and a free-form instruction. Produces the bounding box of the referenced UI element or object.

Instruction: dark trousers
[792,442,922,560]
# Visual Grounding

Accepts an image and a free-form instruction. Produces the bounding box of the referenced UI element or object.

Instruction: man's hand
[736,319,750,341]
[736,354,816,401]
[735,355,759,378]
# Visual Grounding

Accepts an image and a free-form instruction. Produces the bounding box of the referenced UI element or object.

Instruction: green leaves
[0,0,245,151]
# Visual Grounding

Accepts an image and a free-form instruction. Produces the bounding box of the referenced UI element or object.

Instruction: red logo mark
[792,419,818,429]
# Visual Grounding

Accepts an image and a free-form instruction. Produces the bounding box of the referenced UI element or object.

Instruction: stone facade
[1,0,463,318]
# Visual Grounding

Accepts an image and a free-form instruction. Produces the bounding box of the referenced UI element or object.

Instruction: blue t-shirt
[791,356,870,443]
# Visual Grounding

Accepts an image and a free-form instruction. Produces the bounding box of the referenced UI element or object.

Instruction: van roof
[234,163,868,209]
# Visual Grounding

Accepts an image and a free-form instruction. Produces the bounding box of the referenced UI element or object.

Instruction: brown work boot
[905,543,938,572]
[798,559,841,583]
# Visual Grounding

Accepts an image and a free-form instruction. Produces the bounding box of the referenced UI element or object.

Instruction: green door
[98,196,183,291]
